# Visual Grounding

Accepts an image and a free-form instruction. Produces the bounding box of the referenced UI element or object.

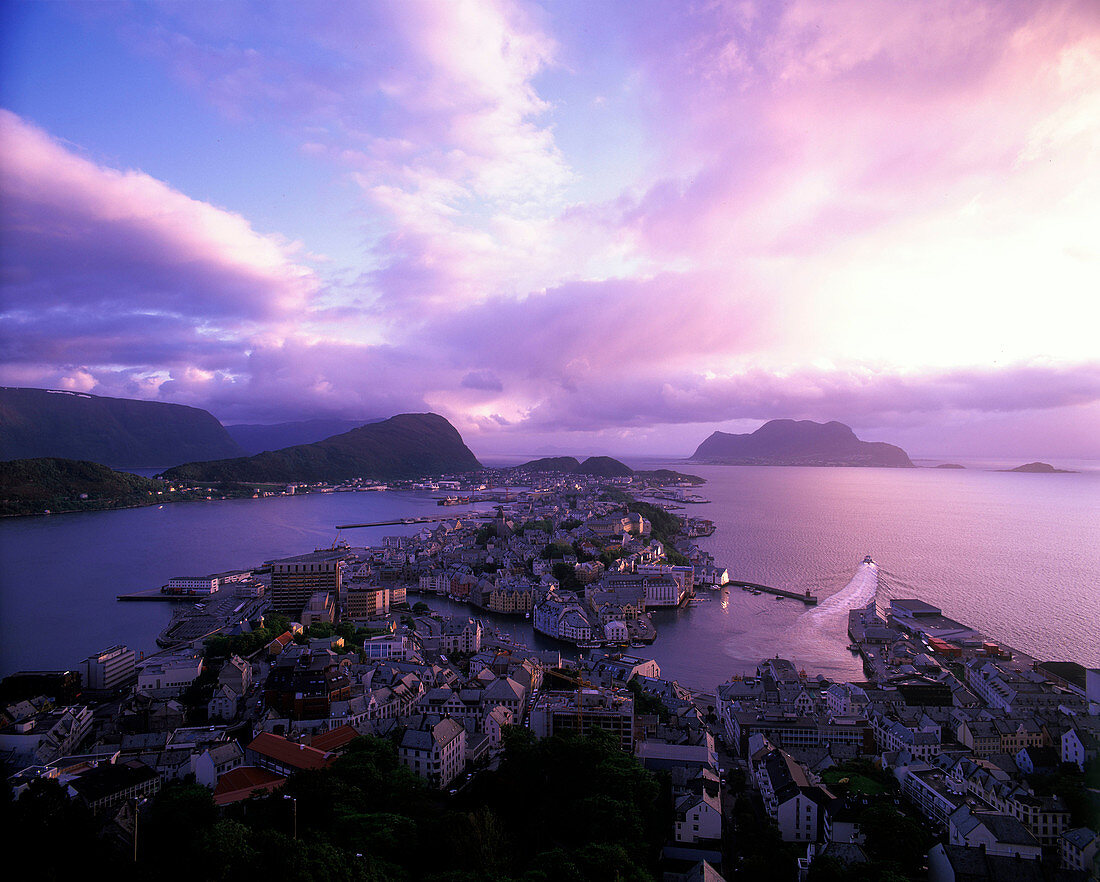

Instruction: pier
[117,588,196,602]
[335,512,493,529]
[728,580,818,605]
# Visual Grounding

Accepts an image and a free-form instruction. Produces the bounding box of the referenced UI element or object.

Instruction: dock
[335,512,492,529]
[729,580,818,605]
[117,589,196,602]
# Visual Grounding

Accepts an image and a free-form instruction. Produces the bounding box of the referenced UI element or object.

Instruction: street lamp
[132,796,148,863]
[283,794,297,840]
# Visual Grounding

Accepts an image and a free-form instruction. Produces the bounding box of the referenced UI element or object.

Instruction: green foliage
[305,622,335,639]
[412,602,430,614]
[541,542,567,560]
[2,777,113,875]
[632,469,705,485]
[485,729,664,880]
[551,562,582,592]
[624,500,682,546]
[730,791,796,880]
[1028,762,1099,829]
[598,547,625,569]
[807,856,909,882]
[0,457,172,516]
[821,759,891,797]
[22,729,669,882]
[663,548,690,567]
[206,625,279,659]
[514,518,553,536]
[626,679,670,723]
[858,804,933,873]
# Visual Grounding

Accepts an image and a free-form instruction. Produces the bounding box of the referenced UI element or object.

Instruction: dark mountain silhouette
[226,418,382,455]
[161,413,481,483]
[576,456,634,477]
[691,419,913,467]
[0,387,243,468]
[514,455,634,477]
[516,456,583,472]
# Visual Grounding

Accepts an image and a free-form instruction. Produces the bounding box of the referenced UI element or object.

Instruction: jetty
[729,579,818,605]
[117,588,193,602]
[335,512,492,530]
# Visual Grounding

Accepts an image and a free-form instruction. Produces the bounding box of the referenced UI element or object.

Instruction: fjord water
[635,461,1100,687]
[1,463,1097,686]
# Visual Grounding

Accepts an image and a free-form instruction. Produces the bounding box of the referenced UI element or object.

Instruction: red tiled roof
[246,732,334,770]
[212,765,285,805]
[310,724,359,754]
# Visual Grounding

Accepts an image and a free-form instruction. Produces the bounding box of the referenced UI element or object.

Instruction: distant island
[690,419,914,467]
[161,413,481,484]
[0,386,243,467]
[934,463,966,469]
[1000,461,1077,474]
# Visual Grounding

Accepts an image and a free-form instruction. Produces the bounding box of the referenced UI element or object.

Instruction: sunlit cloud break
[1,0,1098,456]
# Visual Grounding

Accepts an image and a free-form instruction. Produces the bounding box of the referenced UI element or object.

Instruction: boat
[576,640,602,649]
[863,555,875,565]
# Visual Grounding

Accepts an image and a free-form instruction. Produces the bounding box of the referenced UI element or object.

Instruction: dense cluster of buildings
[1,466,1096,881]
[713,596,1100,880]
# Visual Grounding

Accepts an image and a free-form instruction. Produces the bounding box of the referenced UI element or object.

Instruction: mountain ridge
[225,418,382,455]
[0,387,244,467]
[161,413,481,483]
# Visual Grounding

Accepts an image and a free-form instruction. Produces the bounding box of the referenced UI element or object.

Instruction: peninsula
[690,419,914,467]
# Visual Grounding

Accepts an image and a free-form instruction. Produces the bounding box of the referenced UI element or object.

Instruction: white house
[192,742,244,789]
[674,789,722,843]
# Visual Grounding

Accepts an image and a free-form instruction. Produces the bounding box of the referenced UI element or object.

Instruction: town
[2,466,1098,881]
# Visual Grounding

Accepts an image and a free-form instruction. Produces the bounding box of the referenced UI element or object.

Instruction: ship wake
[786,560,879,649]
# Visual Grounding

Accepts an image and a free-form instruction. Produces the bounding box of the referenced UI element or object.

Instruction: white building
[399,718,467,789]
[674,790,722,843]
[83,644,136,692]
[192,742,244,789]
[166,575,220,595]
[363,632,412,660]
[136,655,204,698]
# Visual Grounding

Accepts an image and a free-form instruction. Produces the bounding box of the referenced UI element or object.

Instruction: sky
[2,0,1099,459]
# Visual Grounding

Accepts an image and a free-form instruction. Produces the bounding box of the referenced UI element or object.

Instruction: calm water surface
[1,463,1097,687]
